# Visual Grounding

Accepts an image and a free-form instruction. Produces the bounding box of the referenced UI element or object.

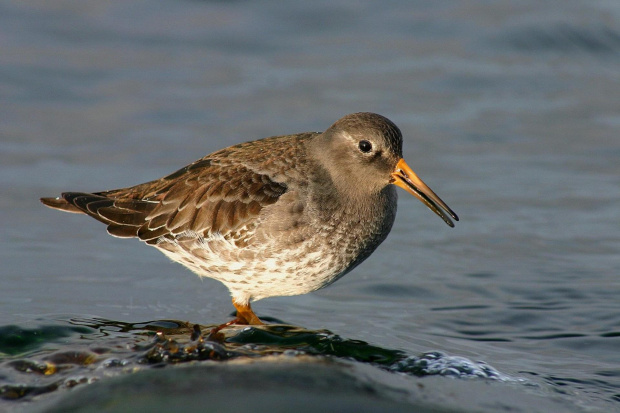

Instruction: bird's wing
[43,157,288,246]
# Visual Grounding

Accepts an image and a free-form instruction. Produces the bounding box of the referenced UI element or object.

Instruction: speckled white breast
[154,231,345,305]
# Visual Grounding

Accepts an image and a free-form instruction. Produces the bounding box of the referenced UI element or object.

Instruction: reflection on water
[0,318,515,404]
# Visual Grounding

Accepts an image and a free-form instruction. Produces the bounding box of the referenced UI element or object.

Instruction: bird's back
[41,132,317,244]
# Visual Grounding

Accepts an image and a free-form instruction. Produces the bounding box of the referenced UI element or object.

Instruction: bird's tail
[40,192,158,239]
[40,195,86,214]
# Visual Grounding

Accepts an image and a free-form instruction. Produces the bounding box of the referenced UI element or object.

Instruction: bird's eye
[358,140,372,153]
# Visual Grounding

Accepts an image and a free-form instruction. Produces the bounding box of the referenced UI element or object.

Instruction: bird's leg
[232,299,264,325]
[206,299,264,339]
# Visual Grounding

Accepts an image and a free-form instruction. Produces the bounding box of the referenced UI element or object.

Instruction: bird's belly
[218,247,342,300]
[155,235,348,301]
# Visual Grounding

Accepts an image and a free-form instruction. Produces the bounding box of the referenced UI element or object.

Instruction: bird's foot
[206,300,264,339]
[232,299,264,325]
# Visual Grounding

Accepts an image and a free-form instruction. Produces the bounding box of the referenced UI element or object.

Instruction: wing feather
[56,161,291,244]
[40,133,315,243]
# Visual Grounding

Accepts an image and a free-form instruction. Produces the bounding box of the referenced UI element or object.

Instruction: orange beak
[391,158,458,227]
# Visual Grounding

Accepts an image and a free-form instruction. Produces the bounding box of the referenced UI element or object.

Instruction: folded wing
[40,157,288,246]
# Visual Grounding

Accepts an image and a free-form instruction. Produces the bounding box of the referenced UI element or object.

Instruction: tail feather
[40,196,84,214]
[40,192,157,238]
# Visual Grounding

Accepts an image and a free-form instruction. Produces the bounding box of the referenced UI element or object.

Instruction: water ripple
[0,317,519,404]
[500,23,620,55]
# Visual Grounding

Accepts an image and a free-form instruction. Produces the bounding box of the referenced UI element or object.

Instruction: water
[1,0,619,411]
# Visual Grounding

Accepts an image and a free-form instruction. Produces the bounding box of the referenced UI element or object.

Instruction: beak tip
[447,212,458,227]
[445,217,456,228]
[393,158,459,228]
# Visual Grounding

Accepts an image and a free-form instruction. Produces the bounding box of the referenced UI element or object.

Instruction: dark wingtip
[40,194,84,213]
[41,196,67,208]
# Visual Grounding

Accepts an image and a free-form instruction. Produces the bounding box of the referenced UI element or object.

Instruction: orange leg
[207,299,264,338]
[232,299,264,325]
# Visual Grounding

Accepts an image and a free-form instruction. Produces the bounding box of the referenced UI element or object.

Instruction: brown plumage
[41,113,458,325]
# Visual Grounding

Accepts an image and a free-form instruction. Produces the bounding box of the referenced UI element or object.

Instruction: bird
[41,112,458,325]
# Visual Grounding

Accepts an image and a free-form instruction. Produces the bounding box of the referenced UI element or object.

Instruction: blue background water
[1,0,619,411]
